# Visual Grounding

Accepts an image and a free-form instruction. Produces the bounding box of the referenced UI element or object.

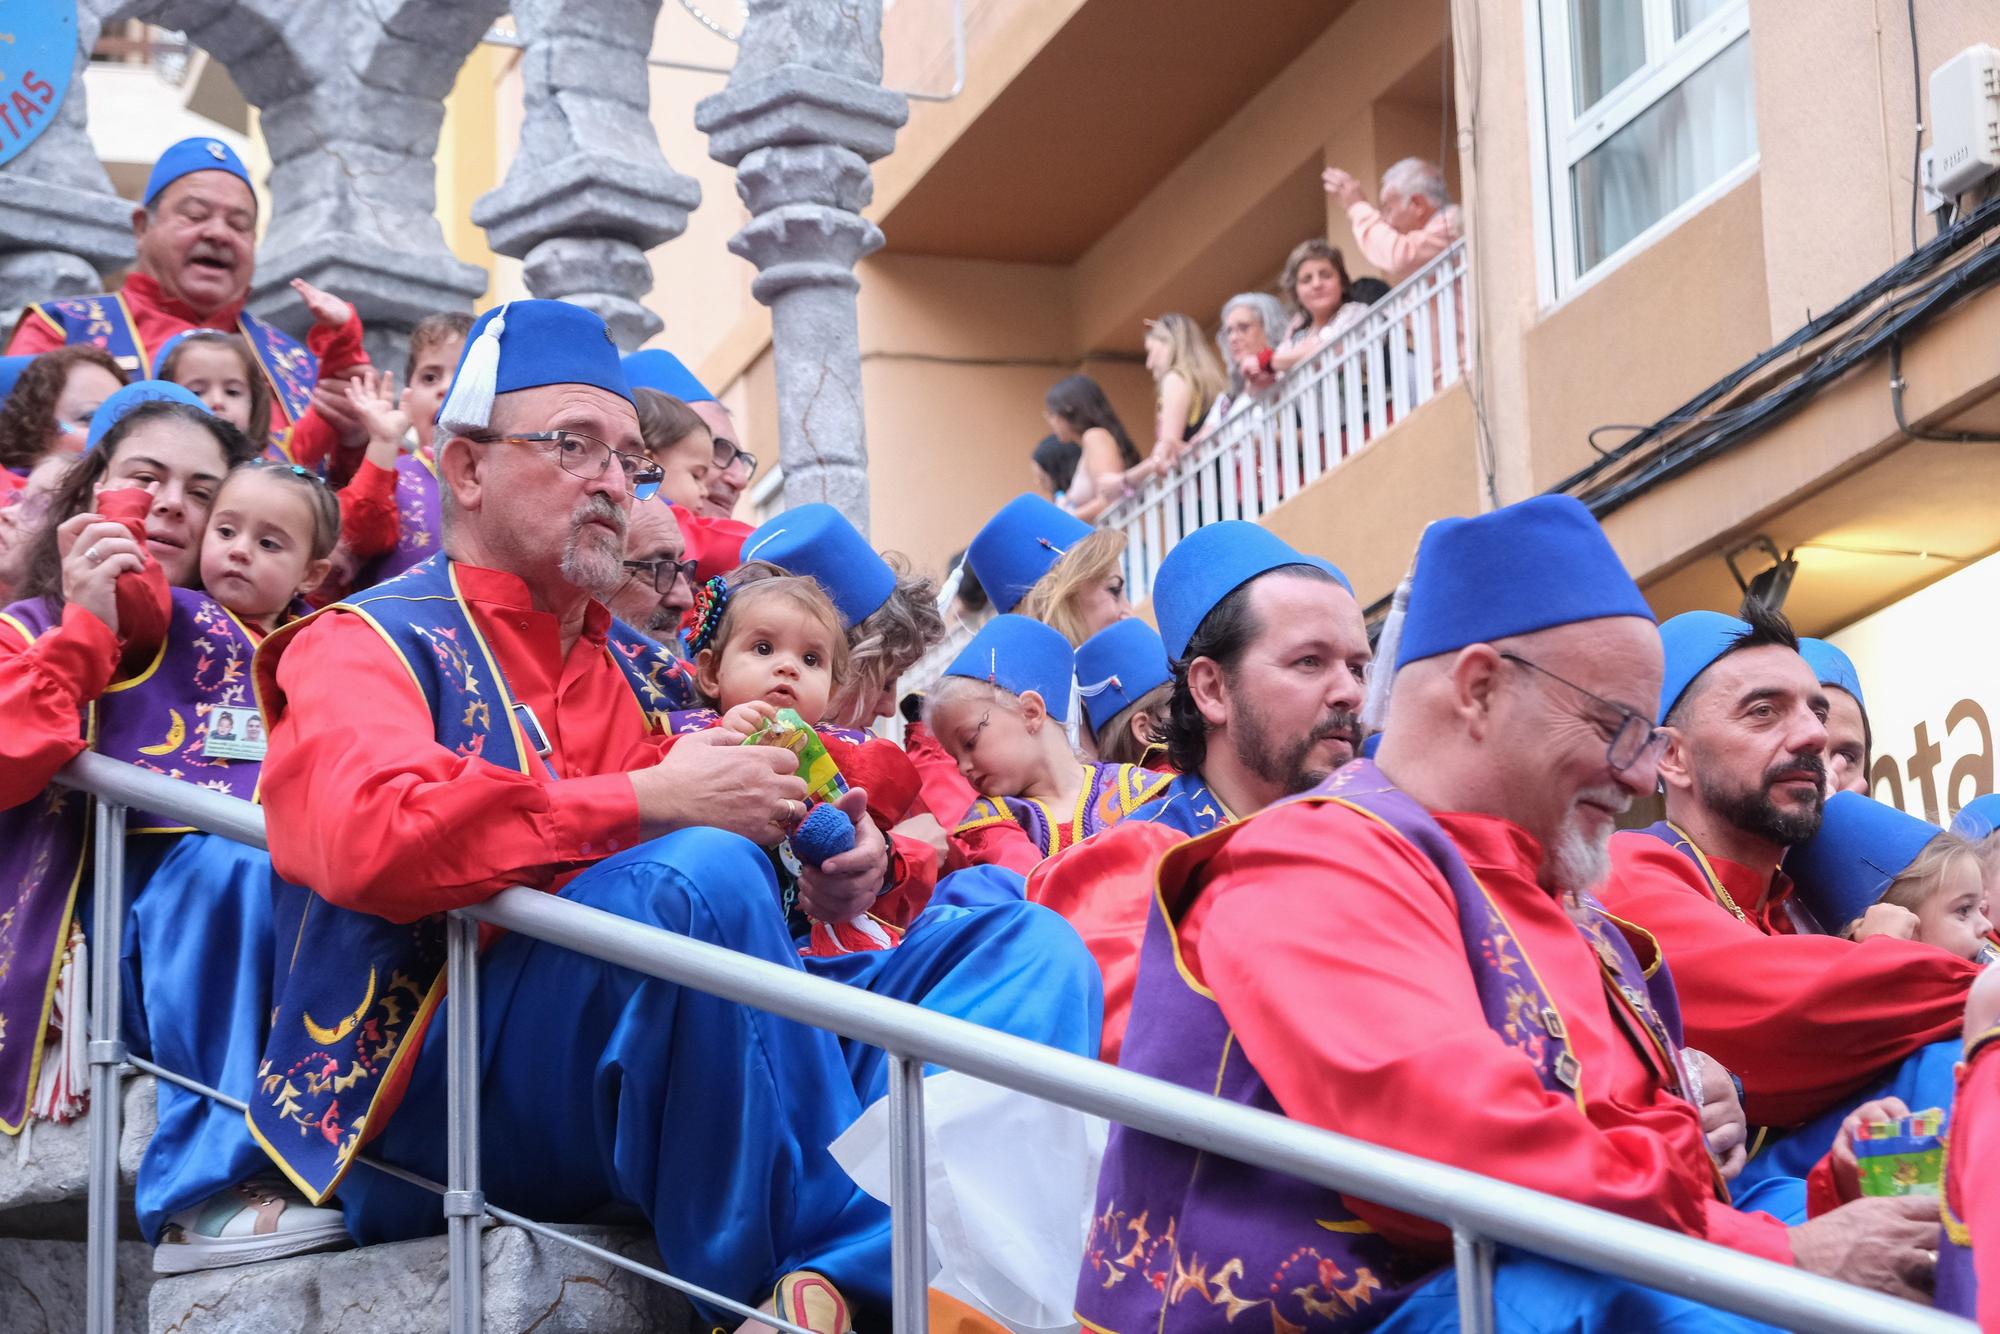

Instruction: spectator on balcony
[1323,157,1464,286]
[1028,433,1082,508]
[1271,239,1369,374]
[0,347,127,486]
[1042,374,1142,524]
[1132,314,1227,479]
[1199,292,1288,434]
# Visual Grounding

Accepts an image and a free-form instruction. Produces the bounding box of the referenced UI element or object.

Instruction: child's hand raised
[290,277,354,328]
[721,699,778,737]
[348,368,410,464]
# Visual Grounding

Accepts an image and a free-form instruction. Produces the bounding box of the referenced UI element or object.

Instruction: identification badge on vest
[202,704,268,760]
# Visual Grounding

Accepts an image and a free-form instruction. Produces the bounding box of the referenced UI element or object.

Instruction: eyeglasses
[723,447,756,478]
[1499,651,1666,773]
[479,431,663,501]
[622,556,698,593]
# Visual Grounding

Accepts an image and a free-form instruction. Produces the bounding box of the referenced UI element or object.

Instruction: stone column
[186,0,500,371]
[472,0,701,351]
[696,0,908,534]
[0,0,138,314]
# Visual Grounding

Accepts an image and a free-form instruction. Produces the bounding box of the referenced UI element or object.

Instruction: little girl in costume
[965,492,1131,647]
[197,460,339,636]
[926,614,1169,877]
[1791,791,1997,963]
[682,562,910,954]
[1074,618,1173,770]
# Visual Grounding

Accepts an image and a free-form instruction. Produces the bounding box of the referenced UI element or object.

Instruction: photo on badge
[202,705,269,762]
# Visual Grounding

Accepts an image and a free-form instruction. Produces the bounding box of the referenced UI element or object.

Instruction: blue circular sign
[0,0,77,170]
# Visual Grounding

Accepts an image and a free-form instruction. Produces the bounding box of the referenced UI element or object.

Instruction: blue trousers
[115,834,277,1242]
[1734,1039,1962,1191]
[1375,1180,1807,1333]
[335,829,1101,1322]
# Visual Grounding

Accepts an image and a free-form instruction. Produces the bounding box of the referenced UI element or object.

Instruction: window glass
[1568,0,1647,111]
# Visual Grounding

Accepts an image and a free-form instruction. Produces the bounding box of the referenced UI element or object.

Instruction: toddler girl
[197,460,339,635]
[684,562,907,953]
[1075,618,1173,769]
[1791,791,1996,962]
[926,614,1168,876]
[157,331,271,453]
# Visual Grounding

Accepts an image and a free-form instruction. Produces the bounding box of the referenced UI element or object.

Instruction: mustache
[572,494,629,536]
[1764,753,1827,788]
[1311,708,1363,746]
[187,243,237,266]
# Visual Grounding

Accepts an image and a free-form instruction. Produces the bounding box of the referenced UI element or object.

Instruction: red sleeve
[6,311,64,356]
[261,612,644,922]
[336,460,399,560]
[905,721,979,827]
[1027,820,1186,1064]
[872,832,937,929]
[1957,1044,2000,1330]
[306,310,370,380]
[1603,834,1977,1126]
[1803,1152,1847,1218]
[93,489,171,657]
[948,815,1042,878]
[1190,806,1792,1262]
[0,605,119,809]
[675,509,752,583]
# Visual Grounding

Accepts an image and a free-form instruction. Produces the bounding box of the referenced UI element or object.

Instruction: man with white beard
[1078,495,1939,1334]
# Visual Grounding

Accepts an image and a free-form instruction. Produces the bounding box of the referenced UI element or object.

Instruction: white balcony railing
[1105,238,1469,605]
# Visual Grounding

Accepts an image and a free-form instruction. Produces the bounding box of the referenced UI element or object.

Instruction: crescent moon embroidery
[302,967,377,1047]
[137,709,187,757]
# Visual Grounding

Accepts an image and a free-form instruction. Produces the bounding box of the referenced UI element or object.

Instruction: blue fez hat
[1800,638,1866,714]
[1398,495,1654,669]
[741,503,895,628]
[1952,794,2000,840]
[943,614,1076,723]
[1360,731,1384,759]
[621,349,716,405]
[1153,520,1351,663]
[965,494,1091,614]
[438,301,634,433]
[87,381,210,449]
[1656,611,1752,724]
[0,355,33,403]
[1788,792,1944,931]
[144,137,252,207]
[1075,619,1171,735]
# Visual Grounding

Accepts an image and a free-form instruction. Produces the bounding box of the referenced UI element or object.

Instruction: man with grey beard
[1604,605,1980,1192]
[1079,497,1939,1334]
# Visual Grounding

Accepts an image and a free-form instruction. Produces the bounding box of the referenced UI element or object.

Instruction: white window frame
[1524,0,1758,306]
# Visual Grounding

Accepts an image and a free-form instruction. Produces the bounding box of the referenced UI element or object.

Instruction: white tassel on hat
[1361,521,1434,735]
[437,301,509,433]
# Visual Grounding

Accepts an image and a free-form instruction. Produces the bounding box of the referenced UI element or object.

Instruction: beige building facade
[456,0,2000,808]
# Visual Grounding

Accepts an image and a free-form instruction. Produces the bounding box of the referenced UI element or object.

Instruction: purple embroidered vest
[364,452,442,584]
[956,762,1171,858]
[1077,761,1688,1334]
[0,590,263,1130]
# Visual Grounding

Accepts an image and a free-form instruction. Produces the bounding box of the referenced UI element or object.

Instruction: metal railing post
[887,1054,929,1334]
[444,913,484,1334]
[85,799,128,1334]
[1452,1228,1496,1334]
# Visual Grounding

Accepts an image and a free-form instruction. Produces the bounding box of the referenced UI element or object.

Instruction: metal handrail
[54,750,1972,1334]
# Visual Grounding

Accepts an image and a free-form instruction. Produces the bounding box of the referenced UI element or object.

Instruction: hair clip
[684,575,731,656]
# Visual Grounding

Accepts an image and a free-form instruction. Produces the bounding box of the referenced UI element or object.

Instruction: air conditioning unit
[1929,44,2000,199]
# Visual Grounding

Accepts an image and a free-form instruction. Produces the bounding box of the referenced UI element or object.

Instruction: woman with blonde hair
[967,493,1131,649]
[1140,315,1226,473]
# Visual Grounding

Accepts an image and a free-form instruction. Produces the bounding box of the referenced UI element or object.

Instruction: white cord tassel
[1360,574,1410,734]
[31,924,89,1125]
[436,301,509,433]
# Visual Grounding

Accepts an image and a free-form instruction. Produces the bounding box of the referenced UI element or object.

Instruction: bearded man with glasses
[607,496,699,646]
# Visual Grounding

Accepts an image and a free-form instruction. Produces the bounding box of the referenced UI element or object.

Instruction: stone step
[0,1076,156,1240]
[147,1225,698,1334]
[0,1237,155,1334]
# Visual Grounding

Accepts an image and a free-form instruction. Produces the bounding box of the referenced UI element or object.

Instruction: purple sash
[955,762,1170,857]
[1078,760,1691,1333]
[0,590,262,1130]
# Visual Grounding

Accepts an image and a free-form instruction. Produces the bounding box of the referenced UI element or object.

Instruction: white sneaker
[153,1177,350,1274]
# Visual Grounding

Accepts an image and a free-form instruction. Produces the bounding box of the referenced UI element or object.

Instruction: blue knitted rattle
[791,802,856,869]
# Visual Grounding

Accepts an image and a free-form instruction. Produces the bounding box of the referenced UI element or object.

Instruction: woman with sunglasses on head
[0,347,128,499]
